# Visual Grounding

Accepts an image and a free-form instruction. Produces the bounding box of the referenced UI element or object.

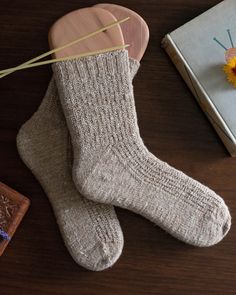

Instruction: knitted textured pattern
[17,73,134,270]
[17,58,139,269]
[53,49,231,247]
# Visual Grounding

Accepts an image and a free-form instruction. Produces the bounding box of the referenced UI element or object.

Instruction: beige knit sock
[17,58,139,270]
[53,49,231,247]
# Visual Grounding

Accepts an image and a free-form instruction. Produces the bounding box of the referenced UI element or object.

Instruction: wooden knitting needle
[0,44,129,75]
[0,16,129,78]
[1,5,150,76]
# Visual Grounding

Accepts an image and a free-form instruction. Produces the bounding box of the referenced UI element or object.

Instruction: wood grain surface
[0,1,235,294]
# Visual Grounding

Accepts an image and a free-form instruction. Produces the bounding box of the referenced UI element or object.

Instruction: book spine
[162,34,236,157]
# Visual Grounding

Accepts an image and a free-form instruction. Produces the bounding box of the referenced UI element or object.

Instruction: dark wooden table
[0,0,235,294]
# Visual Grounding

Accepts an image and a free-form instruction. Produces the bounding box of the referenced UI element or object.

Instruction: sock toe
[70,235,124,271]
[196,200,231,247]
[93,239,124,271]
[216,202,231,239]
[222,214,231,237]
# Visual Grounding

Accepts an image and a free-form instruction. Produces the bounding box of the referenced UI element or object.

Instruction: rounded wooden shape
[48,7,124,58]
[95,3,149,61]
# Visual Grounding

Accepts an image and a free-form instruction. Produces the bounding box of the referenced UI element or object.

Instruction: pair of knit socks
[17,49,231,271]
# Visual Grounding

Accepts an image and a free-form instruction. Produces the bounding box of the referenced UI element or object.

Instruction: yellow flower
[224,56,236,88]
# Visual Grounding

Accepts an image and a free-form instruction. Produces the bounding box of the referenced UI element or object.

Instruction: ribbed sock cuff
[53,49,139,146]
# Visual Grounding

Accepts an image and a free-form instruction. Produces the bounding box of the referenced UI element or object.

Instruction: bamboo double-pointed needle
[0,44,129,77]
[0,16,130,78]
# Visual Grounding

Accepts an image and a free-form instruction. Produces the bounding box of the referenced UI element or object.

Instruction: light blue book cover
[163,0,236,156]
